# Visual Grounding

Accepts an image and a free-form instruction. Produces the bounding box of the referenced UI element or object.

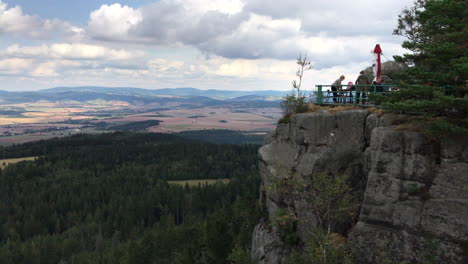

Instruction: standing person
[331,75,345,103]
[355,70,369,104]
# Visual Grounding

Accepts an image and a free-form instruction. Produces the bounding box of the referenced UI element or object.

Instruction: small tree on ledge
[280,54,314,122]
[292,53,314,97]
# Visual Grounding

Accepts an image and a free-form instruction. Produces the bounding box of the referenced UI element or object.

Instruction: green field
[0,157,37,169]
[167,178,231,186]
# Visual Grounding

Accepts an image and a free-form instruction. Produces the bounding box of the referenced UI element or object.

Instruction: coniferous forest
[0,132,262,264]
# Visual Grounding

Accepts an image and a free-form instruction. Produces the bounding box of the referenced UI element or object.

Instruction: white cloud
[0,0,415,90]
[208,57,296,81]
[243,0,414,36]
[31,61,59,77]
[50,43,142,60]
[0,42,147,79]
[215,60,260,77]
[148,59,185,72]
[0,0,83,40]
[0,1,38,34]
[0,58,33,74]
[84,0,411,67]
[173,0,244,15]
[87,1,247,45]
[199,14,302,59]
[4,43,144,61]
[0,53,378,92]
[88,3,142,41]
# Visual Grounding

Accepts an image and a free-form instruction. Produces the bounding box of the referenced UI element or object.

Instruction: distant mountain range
[39,86,288,98]
[0,86,288,108]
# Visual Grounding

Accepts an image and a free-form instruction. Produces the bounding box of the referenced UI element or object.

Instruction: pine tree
[393,0,468,91]
[374,0,468,138]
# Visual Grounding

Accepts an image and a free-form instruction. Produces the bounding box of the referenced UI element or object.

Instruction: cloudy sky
[0,0,414,91]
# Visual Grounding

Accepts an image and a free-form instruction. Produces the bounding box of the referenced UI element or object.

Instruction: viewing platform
[311,84,399,107]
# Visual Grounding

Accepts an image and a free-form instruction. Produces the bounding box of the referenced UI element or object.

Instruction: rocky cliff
[251,109,467,264]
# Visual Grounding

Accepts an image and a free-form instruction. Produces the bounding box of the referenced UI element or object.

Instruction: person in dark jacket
[355,71,369,104]
[372,76,384,93]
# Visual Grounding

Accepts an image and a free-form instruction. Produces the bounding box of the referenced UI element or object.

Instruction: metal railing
[312,84,399,107]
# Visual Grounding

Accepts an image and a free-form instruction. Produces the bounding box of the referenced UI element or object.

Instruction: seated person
[346,82,356,103]
[372,76,384,93]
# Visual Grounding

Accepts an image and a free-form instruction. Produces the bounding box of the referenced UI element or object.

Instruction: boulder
[364,61,408,83]
[381,61,409,80]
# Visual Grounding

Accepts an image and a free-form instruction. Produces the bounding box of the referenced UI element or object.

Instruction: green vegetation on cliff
[268,171,356,264]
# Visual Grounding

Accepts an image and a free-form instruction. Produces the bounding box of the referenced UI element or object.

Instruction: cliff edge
[252,109,467,264]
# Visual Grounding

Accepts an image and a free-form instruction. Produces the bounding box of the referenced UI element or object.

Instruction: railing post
[354,85,358,105]
[373,85,376,106]
[317,85,323,104]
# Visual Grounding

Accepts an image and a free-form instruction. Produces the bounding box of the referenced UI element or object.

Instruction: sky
[0,0,414,91]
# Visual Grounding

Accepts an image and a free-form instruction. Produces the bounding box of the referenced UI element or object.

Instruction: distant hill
[0,86,283,108]
[150,87,287,98]
[41,86,287,99]
[42,86,156,96]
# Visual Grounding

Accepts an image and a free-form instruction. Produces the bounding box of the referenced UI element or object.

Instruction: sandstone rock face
[251,222,289,264]
[253,110,389,263]
[252,110,467,264]
[349,129,467,263]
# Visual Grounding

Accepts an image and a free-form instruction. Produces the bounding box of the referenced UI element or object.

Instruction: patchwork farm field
[146,107,280,133]
[0,99,281,145]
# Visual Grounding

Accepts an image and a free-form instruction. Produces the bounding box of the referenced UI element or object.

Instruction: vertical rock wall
[349,130,467,263]
[252,109,467,264]
[252,110,373,264]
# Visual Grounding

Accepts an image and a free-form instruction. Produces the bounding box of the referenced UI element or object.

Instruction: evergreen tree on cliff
[393,0,467,90]
[375,0,468,137]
